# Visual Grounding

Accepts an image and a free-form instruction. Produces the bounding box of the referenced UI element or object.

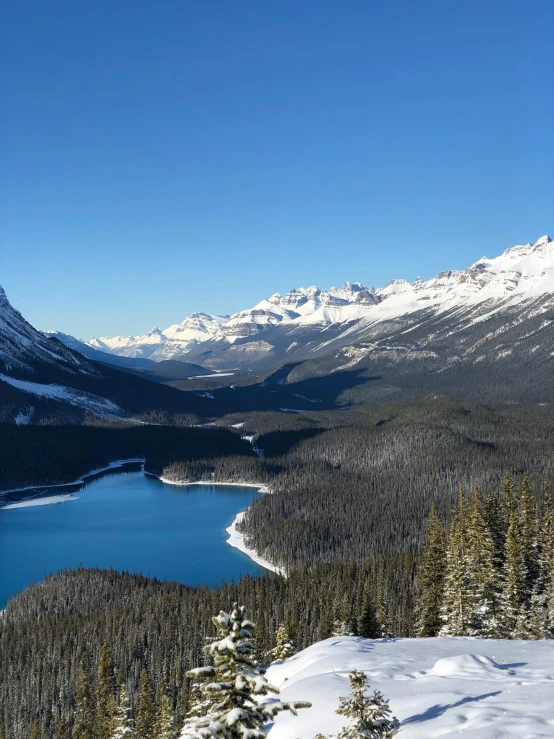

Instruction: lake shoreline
[225,511,284,576]
[2,460,282,578]
[149,474,282,576]
[0,459,146,499]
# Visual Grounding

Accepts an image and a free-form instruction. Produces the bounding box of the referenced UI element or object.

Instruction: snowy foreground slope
[264,636,554,738]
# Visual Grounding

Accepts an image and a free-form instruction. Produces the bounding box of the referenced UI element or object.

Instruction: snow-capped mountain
[44,331,154,368]
[0,287,226,423]
[86,312,227,359]
[0,286,91,374]
[82,235,553,369]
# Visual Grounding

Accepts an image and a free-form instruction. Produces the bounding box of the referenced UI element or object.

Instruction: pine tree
[519,474,539,599]
[135,671,157,739]
[358,585,382,639]
[499,510,526,637]
[500,472,516,526]
[111,684,132,738]
[415,504,447,637]
[155,690,174,739]
[465,488,499,636]
[73,661,95,739]
[181,603,311,738]
[336,670,399,739]
[376,585,391,638]
[270,623,297,663]
[529,507,554,638]
[97,643,117,739]
[439,488,470,635]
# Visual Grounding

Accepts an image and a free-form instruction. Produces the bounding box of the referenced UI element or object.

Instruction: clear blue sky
[1,1,552,338]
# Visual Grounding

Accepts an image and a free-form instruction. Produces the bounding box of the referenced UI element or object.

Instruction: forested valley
[1,399,554,738]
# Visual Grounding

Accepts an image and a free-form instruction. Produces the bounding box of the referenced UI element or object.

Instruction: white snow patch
[2,494,79,510]
[265,636,554,738]
[14,406,33,425]
[0,374,121,416]
[226,511,284,576]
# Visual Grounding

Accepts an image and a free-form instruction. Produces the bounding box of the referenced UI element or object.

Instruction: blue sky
[1,1,552,338]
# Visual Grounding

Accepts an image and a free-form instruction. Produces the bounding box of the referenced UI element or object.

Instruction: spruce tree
[358,585,382,639]
[415,504,447,637]
[529,508,554,638]
[336,670,399,739]
[519,474,539,599]
[73,661,95,739]
[376,585,391,638]
[465,488,499,636]
[500,472,516,526]
[96,643,117,739]
[155,690,174,739]
[135,671,157,739]
[270,623,297,663]
[439,488,470,635]
[111,684,132,738]
[499,510,526,637]
[181,603,311,738]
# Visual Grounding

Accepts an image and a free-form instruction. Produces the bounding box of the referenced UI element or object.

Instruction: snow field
[264,636,554,738]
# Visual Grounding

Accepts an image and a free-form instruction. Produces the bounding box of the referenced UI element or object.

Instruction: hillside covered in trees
[1,472,552,737]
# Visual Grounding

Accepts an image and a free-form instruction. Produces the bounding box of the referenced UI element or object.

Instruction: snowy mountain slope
[0,287,233,423]
[87,313,228,359]
[0,286,95,374]
[83,235,553,369]
[265,636,554,738]
[45,331,154,368]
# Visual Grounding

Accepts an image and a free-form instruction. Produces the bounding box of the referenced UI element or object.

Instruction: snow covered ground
[0,373,122,417]
[265,636,554,738]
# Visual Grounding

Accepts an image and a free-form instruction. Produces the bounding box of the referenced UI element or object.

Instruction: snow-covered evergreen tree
[519,474,539,601]
[465,488,500,636]
[181,603,311,738]
[499,510,527,638]
[332,619,356,637]
[270,623,297,664]
[96,643,117,739]
[439,489,470,636]
[135,671,157,739]
[73,661,95,739]
[358,585,382,639]
[111,685,132,738]
[336,670,399,739]
[529,507,554,638]
[415,504,447,637]
[155,691,175,739]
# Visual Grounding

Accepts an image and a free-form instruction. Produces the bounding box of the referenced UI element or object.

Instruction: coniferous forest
[1,400,554,737]
[1,469,552,737]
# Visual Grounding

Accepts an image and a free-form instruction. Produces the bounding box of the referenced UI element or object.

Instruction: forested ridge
[0,552,415,738]
[165,400,554,567]
[0,424,252,493]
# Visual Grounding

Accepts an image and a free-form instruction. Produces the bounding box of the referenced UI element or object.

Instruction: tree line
[416,473,554,639]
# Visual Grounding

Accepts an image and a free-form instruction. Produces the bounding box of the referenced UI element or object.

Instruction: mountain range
[1,235,553,423]
[70,235,554,376]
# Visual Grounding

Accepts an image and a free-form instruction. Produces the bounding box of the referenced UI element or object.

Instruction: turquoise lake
[0,465,266,608]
